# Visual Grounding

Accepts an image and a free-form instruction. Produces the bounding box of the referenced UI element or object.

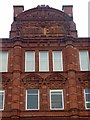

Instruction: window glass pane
[0,94,3,109]
[79,51,89,71]
[25,62,35,72]
[0,91,4,110]
[51,94,63,108]
[84,88,90,109]
[39,51,49,71]
[85,88,90,93]
[27,89,38,94]
[53,51,63,71]
[27,95,38,109]
[51,101,63,109]
[25,51,35,72]
[0,51,8,72]
[86,103,90,109]
[26,52,34,60]
[50,90,64,110]
[40,61,48,71]
[51,91,62,94]
[40,52,47,59]
[51,94,62,100]
[86,94,90,101]
[26,89,39,110]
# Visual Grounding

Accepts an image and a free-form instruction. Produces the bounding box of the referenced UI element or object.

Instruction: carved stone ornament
[78,73,90,87]
[22,73,43,84]
[0,74,10,85]
[45,73,67,88]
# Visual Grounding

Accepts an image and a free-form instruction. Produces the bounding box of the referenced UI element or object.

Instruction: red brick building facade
[0,5,90,120]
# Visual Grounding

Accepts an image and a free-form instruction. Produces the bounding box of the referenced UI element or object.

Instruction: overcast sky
[0,0,89,38]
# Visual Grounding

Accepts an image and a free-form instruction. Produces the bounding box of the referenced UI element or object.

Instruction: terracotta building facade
[0,5,90,120]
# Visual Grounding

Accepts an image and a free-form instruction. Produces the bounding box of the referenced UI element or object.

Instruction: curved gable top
[10,5,77,38]
[16,5,72,21]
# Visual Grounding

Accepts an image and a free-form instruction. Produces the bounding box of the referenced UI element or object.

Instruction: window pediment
[46,73,66,82]
[22,74,43,83]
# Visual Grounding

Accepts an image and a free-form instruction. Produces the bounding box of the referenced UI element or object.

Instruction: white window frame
[26,89,40,110]
[25,51,35,72]
[0,90,5,111]
[84,89,90,110]
[79,50,90,71]
[39,51,49,72]
[52,51,63,71]
[0,51,8,72]
[50,89,64,110]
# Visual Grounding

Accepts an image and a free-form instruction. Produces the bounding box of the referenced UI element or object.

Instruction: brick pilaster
[65,42,79,117]
[11,41,22,118]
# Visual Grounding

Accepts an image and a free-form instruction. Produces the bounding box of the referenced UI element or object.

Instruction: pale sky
[0,0,89,38]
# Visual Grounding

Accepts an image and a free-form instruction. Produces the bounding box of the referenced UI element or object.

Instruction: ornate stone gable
[10,5,72,37]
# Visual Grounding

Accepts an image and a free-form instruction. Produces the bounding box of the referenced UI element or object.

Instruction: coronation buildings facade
[0,5,90,120]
